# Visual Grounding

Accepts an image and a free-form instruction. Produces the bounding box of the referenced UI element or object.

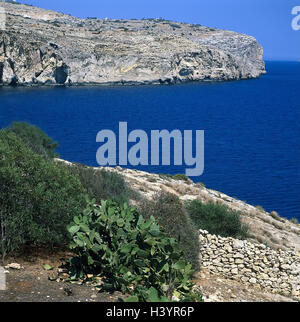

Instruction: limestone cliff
[0,2,266,86]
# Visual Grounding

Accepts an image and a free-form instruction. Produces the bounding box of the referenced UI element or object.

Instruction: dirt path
[0,249,122,303]
[1,252,296,302]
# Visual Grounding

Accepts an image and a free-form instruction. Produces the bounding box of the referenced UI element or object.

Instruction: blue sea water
[0,61,299,220]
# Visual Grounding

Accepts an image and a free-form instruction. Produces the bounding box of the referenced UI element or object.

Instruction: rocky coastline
[0,2,266,87]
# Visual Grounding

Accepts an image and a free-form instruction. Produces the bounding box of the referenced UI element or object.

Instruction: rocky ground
[194,270,296,302]
[1,251,296,302]
[1,161,299,302]
[94,164,300,253]
[0,1,265,86]
[33,159,298,303]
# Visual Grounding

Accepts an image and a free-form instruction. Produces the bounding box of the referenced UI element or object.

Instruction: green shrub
[159,173,191,183]
[172,174,191,183]
[139,191,200,269]
[195,182,205,189]
[269,211,284,222]
[290,217,299,225]
[256,205,265,212]
[6,122,59,159]
[67,199,202,302]
[173,173,191,183]
[0,130,87,261]
[169,23,181,29]
[61,163,137,204]
[186,200,248,239]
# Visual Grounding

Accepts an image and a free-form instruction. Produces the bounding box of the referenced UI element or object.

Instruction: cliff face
[0,2,266,86]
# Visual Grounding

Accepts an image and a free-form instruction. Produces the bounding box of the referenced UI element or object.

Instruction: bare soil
[1,248,296,302]
[0,248,122,302]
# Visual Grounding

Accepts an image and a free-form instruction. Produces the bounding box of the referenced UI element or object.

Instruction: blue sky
[18,0,300,61]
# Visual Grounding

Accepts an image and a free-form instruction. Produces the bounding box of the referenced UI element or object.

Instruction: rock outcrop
[0,2,266,86]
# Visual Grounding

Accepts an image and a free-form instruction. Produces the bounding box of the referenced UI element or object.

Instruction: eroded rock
[0,2,266,86]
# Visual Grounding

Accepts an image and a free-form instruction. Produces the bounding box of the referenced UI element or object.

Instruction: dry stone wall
[199,230,300,299]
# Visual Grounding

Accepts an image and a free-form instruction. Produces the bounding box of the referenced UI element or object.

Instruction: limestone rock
[4,263,22,270]
[0,2,266,87]
[249,278,257,284]
[198,230,300,300]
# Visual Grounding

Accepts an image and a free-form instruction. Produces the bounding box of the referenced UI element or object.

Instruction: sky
[17,0,300,61]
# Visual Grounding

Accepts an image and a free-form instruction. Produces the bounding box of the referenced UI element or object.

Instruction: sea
[0,61,299,220]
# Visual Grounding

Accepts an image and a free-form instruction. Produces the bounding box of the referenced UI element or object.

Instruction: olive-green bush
[0,130,87,261]
[186,200,248,239]
[6,121,59,159]
[139,191,200,269]
[62,163,138,205]
[159,173,191,183]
